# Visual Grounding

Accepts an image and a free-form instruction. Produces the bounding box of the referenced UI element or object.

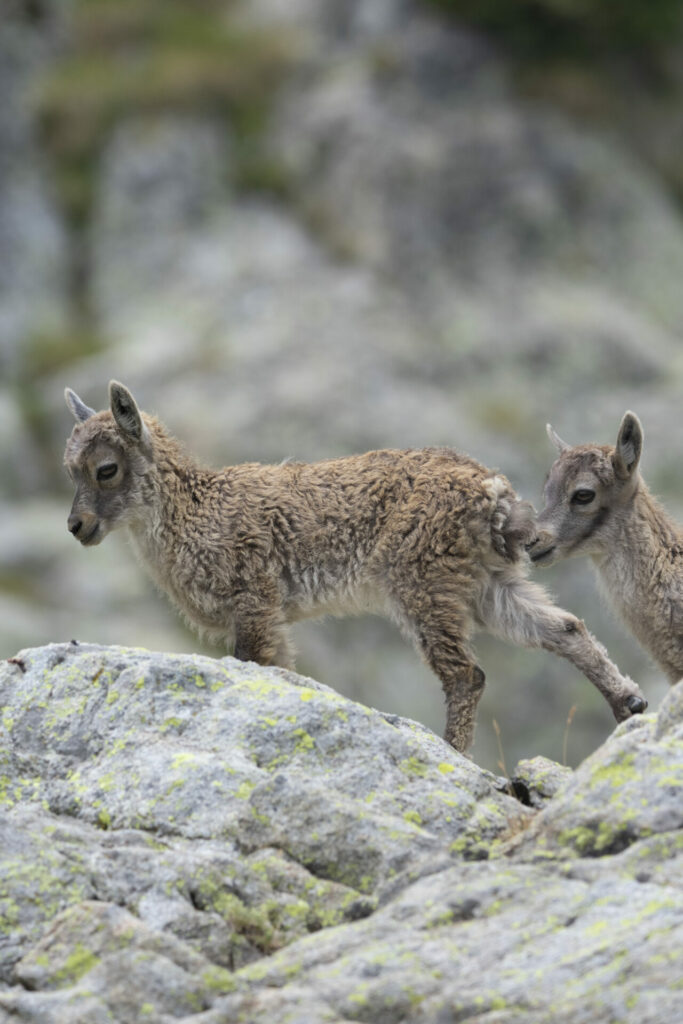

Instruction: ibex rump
[530,411,683,685]
[64,382,647,752]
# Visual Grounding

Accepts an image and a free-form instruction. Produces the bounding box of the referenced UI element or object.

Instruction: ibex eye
[96,463,118,482]
[572,488,595,505]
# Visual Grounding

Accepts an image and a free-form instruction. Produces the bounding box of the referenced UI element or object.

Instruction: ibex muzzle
[67,508,100,545]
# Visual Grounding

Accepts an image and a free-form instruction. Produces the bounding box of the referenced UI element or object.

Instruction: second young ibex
[530,412,683,685]
[64,382,647,752]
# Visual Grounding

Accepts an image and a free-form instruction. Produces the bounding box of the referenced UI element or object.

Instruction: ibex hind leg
[234,615,296,670]
[393,592,485,753]
[439,660,486,754]
[480,576,648,720]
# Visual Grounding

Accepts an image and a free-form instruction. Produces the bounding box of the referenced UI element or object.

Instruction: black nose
[68,514,82,537]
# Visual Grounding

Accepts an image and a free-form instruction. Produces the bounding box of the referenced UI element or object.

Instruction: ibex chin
[64,382,647,752]
[530,411,682,686]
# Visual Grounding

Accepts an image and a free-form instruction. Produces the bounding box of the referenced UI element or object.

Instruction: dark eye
[96,463,118,482]
[572,488,595,505]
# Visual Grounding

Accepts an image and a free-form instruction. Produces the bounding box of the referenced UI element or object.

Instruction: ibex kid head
[529,411,643,567]
[64,381,152,546]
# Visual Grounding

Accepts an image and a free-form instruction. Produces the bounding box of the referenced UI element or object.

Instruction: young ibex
[529,411,683,686]
[64,382,647,752]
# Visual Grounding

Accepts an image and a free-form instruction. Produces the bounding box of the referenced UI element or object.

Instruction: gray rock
[0,643,520,991]
[0,645,682,1023]
[90,115,230,331]
[0,0,69,369]
[510,754,573,808]
[512,688,683,861]
[267,1,683,333]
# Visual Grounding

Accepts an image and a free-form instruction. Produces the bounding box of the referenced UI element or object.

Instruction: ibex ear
[109,380,145,442]
[614,411,643,480]
[65,387,96,423]
[546,423,569,454]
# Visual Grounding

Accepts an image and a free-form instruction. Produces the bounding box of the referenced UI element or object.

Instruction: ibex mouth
[79,523,102,546]
[529,545,556,566]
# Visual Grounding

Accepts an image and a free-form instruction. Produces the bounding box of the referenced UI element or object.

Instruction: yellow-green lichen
[589,755,639,790]
[97,771,116,792]
[292,728,315,754]
[250,805,270,826]
[160,716,183,732]
[585,919,608,938]
[0,775,41,808]
[201,966,237,994]
[0,898,20,935]
[96,809,111,829]
[55,943,101,986]
[557,818,646,856]
[171,751,200,770]
[400,756,429,778]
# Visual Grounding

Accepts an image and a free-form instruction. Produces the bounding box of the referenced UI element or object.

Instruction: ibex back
[64,382,647,752]
[530,412,683,685]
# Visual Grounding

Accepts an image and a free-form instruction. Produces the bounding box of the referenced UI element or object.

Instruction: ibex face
[64,382,152,546]
[529,412,643,567]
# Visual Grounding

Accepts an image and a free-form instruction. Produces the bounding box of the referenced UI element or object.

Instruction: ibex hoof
[627,694,648,715]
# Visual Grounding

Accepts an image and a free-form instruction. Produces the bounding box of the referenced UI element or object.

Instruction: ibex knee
[539,612,589,654]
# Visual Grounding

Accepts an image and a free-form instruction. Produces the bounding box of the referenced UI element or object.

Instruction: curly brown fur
[63,382,647,752]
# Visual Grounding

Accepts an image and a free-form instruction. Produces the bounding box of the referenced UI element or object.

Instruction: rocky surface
[0,643,682,1022]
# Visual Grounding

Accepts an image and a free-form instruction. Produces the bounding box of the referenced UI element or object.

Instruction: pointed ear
[65,387,96,423]
[109,380,145,442]
[614,411,643,480]
[546,423,569,454]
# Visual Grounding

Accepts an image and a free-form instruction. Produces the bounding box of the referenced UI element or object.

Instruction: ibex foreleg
[480,576,648,721]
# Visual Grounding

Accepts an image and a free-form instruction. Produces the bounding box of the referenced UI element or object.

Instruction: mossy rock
[1,648,683,1021]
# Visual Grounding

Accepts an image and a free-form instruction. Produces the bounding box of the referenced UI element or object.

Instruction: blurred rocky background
[1,0,682,772]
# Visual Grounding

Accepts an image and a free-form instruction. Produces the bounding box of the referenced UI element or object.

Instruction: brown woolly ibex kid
[530,411,683,685]
[63,382,647,752]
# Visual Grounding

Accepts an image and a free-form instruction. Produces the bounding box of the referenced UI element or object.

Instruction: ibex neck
[594,482,680,602]
[129,423,215,561]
